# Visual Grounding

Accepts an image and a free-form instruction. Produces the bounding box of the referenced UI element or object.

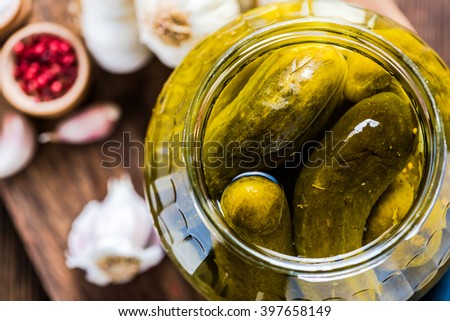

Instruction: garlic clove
[0,111,36,179]
[66,175,165,286]
[38,102,122,145]
[81,0,152,74]
[66,201,101,258]
[97,177,155,248]
[136,0,241,68]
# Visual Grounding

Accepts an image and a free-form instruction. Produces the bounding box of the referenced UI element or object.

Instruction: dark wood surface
[0,0,202,301]
[0,0,449,300]
[0,203,47,300]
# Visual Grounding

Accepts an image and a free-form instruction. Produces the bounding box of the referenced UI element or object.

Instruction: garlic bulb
[135,0,241,68]
[0,111,36,179]
[66,176,165,286]
[81,0,152,74]
[38,102,121,145]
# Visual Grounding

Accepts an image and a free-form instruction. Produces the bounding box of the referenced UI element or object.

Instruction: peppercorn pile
[13,33,78,102]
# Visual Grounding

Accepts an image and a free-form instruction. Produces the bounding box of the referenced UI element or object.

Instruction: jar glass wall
[145,1,450,300]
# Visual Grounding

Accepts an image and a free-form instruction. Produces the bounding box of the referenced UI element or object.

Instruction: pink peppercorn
[13,33,79,102]
[50,81,63,93]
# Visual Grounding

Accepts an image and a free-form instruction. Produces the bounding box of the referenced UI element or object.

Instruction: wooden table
[1,0,450,300]
[0,0,202,301]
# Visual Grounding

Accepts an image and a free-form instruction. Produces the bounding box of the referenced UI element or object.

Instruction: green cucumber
[203,44,347,198]
[293,92,417,258]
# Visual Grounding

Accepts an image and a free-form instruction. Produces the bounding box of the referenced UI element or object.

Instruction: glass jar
[144,0,450,300]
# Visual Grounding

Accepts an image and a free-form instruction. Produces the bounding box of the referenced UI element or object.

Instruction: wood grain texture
[0,203,47,300]
[0,0,449,301]
[397,0,450,64]
[1,0,203,300]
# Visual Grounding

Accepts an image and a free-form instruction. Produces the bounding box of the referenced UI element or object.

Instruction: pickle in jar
[214,174,294,300]
[203,44,347,198]
[203,44,424,261]
[293,92,418,258]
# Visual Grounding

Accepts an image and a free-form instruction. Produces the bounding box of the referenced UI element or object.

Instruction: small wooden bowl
[1,22,90,118]
[0,0,33,41]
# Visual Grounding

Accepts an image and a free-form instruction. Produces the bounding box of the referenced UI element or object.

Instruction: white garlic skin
[136,0,240,68]
[66,176,165,286]
[81,0,152,74]
[0,111,36,179]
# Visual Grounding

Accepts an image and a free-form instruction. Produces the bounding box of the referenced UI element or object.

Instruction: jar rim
[185,17,447,278]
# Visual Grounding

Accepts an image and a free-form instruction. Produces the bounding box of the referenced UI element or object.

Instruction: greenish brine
[203,44,347,199]
[293,93,418,258]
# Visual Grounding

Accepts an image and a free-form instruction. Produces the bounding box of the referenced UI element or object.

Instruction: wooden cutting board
[1,0,450,301]
[0,0,202,300]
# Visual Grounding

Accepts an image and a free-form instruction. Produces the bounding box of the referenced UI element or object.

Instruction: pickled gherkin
[203,44,347,198]
[214,174,294,300]
[220,175,294,255]
[344,52,392,102]
[293,93,418,258]
[344,52,410,104]
[209,55,267,120]
[364,173,415,244]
